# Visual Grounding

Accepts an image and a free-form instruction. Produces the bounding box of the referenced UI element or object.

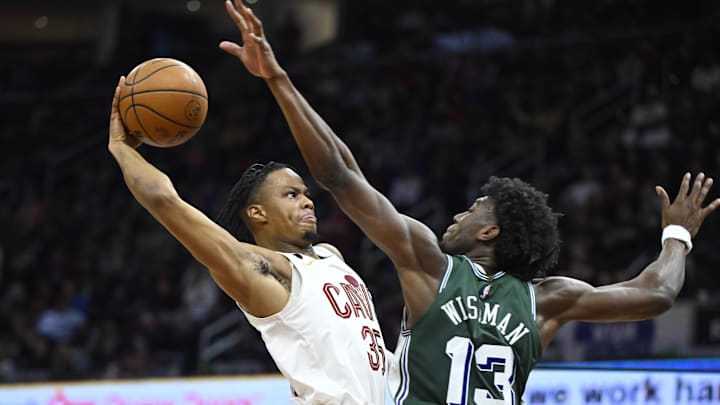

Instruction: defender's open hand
[220,0,284,80]
[656,172,720,237]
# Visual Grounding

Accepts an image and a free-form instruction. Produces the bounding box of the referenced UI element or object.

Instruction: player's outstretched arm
[219,1,446,289]
[108,76,291,317]
[535,172,720,345]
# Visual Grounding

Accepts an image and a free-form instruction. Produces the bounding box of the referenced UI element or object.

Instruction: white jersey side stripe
[394,334,412,405]
[438,254,454,293]
[527,281,537,320]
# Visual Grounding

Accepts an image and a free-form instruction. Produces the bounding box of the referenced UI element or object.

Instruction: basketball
[118,58,208,148]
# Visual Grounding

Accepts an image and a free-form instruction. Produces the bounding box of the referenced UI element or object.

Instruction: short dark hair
[216,161,291,242]
[481,176,561,281]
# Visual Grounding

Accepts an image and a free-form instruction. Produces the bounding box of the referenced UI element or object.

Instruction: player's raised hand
[655,172,720,237]
[109,76,141,150]
[220,0,284,80]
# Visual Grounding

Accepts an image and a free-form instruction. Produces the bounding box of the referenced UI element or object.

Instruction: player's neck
[255,235,316,257]
[466,255,497,274]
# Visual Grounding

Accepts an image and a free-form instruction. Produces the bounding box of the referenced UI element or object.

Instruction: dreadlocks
[216,161,291,242]
[481,176,562,281]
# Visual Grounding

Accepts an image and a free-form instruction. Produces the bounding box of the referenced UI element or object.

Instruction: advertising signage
[525,369,720,404]
[1,364,718,405]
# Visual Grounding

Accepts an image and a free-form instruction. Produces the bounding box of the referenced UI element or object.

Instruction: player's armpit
[146,194,292,317]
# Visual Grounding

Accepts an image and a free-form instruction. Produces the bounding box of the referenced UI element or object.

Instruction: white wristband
[661,225,692,253]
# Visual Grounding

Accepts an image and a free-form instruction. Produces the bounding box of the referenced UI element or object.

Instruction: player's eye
[287,191,297,199]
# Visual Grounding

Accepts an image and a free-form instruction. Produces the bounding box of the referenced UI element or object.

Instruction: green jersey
[389,255,541,405]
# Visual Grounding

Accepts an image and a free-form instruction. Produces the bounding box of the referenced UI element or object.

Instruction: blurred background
[1,0,719,385]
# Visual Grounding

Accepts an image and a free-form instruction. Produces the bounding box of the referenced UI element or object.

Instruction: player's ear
[476,225,499,241]
[247,204,267,224]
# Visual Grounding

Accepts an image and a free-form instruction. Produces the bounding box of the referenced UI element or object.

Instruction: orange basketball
[118,58,208,147]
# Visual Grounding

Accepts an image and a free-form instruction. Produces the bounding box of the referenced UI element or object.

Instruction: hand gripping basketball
[118,58,208,147]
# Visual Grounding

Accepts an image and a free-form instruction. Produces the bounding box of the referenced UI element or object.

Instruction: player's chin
[440,231,451,245]
[438,236,455,255]
[302,230,320,244]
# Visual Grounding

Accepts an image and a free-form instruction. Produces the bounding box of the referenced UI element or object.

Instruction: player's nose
[302,195,314,210]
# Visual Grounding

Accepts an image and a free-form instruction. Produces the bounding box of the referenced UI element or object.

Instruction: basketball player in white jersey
[108,77,388,403]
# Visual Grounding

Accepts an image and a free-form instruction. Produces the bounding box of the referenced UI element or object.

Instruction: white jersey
[241,245,388,405]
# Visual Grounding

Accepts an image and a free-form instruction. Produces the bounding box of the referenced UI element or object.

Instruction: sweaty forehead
[471,196,495,217]
[472,196,491,208]
[261,168,306,191]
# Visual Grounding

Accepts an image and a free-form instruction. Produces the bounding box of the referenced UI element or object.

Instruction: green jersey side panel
[392,255,542,405]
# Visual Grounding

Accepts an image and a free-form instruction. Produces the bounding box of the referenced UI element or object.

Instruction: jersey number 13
[445,338,516,405]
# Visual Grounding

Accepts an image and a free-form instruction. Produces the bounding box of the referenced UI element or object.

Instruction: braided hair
[216,161,291,242]
[481,176,562,281]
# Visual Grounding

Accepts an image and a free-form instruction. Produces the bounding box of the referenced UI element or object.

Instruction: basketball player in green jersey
[221,1,720,403]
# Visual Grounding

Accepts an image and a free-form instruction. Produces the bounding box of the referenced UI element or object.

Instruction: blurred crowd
[1,0,719,383]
